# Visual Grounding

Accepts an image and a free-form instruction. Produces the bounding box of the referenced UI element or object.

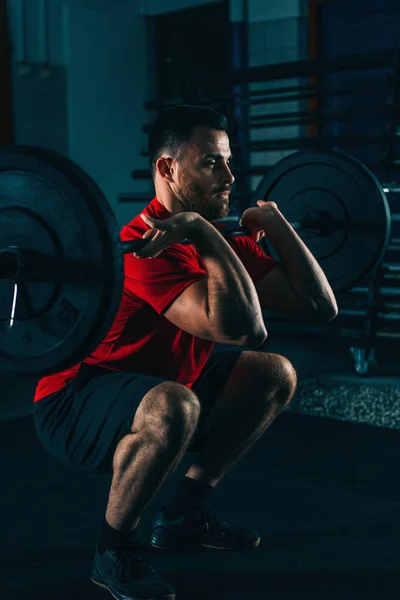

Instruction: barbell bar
[121,209,372,254]
[0,145,392,377]
[0,207,386,281]
[120,210,359,254]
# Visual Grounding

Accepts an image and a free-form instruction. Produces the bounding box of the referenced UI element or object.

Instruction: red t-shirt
[34,198,278,402]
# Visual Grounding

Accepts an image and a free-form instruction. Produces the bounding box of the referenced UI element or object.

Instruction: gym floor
[1,338,400,599]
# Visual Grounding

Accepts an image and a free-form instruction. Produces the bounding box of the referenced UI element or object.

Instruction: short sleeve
[124,244,207,315]
[228,236,279,284]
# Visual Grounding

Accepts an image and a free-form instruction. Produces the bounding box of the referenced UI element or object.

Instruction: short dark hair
[148,104,229,173]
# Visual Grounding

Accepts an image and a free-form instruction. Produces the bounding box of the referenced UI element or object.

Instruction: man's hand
[239,200,278,242]
[242,200,338,323]
[133,212,201,258]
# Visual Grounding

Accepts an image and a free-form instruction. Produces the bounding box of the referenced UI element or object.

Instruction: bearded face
[169,127,234,222]
[175,166,231,221]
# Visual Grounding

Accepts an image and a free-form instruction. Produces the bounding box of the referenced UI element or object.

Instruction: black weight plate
[254,149,391,293]
[0,146,123,376]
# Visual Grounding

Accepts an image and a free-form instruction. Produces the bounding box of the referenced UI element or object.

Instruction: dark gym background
[1,1,400,599]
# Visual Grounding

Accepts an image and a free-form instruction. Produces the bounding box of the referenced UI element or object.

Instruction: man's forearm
[188,217,266,345]
[260,205,337,314]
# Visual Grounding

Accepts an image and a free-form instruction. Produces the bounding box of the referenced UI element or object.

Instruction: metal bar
[340,309,400,320]
[249,113,385,129]
[130,169,151,180]
[239,134,392,153]
[231,0,251,213]
[131,163,284,180]
[247,75,390,99]
[380,303,400,310]
[246,77,386,99]
[0,0,15,145]
[351,287,400,295]
[143,83,390,123]
[377,331,400,339]
[145,54,395,108]
[232,49,395,84]
[38,0,49,65]
[263,320,400,340]
[249,105,389,124]
[122,217,333,253]
[381,51,400,183]
[132,162,384,180]
[140,137,390,158]
[121,226,252,254]
[382,263,400,272]
[142,80,392,132]
[144,75,391,111]
[246,82,385,106]
[250,108,396,128]
[121,210,392,253]
[383,275,400,282]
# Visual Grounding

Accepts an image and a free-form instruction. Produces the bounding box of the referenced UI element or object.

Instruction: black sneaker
[91,545,175,600]
[151,506,261,551]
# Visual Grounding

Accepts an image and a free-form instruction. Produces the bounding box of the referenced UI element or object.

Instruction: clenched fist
[133,212,201,258]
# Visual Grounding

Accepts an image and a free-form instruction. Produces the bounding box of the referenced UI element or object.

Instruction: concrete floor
[1,337,399,599]
[2,411,400,599]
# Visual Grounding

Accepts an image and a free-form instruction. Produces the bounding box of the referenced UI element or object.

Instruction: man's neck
[155,190,184,216]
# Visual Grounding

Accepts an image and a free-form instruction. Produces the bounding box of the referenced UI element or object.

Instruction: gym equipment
[253,150,391,293]
[0,146,391,376]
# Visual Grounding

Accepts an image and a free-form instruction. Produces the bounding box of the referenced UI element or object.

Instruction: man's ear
[156,156,175,182]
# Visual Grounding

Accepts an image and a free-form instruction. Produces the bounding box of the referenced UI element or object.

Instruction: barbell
[0,146,392,377]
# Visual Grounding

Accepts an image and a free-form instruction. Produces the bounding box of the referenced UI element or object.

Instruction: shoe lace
[200,506,227,536]
[112,546,155,581]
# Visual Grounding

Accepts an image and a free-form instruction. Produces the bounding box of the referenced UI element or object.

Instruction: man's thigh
[34,352,244,471]
[34,363,167,475]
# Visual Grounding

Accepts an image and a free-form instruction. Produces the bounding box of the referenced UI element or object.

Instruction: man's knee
[131,381,201,442]
[270,354,297,391]
[239,351,297,401]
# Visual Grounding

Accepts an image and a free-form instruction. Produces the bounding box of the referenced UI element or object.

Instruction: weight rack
[133,50,400,375]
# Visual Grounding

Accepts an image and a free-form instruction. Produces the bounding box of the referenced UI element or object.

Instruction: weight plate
[254,149,391,293]
[0,146,123,376]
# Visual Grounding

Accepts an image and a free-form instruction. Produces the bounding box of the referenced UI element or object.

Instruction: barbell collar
[0,247,24,280]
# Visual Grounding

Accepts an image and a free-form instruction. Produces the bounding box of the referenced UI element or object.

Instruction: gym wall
[5,0,308,231]
[240,1,309,191]
[6,0,150,229]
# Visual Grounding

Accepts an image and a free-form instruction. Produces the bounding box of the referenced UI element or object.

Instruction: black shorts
[33,350,242,475]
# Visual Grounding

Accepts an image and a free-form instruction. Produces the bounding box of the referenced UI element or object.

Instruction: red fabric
[34,198,278,402]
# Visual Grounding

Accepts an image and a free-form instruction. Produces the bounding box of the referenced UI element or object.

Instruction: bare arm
[241,202,338,322]
[136,212,267,347]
